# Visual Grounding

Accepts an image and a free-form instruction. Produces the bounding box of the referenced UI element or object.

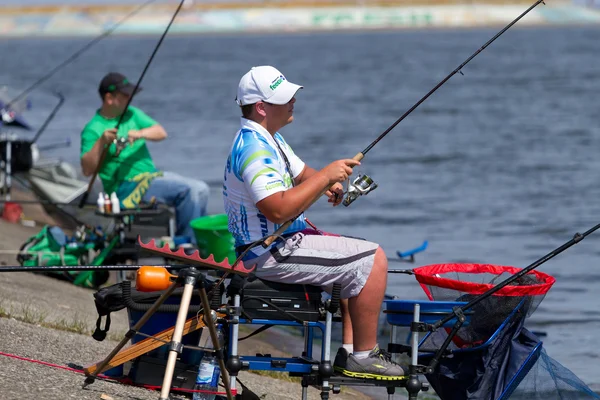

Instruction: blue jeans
[142,171,210,243]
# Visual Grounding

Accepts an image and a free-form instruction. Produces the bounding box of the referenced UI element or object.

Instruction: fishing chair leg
[227,295,242,394]
[319,284,340,400]
[301,324,310,400]
[387,386,396,400]
[319,309,333,399]
[301,377,309,400]
[405,304,425,400]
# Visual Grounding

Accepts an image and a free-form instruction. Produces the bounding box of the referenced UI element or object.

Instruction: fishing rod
[31,92,65,144]
[261,0,545,248]
[0,0,158,112]
[78,0,187,209]
[0,264,190,273]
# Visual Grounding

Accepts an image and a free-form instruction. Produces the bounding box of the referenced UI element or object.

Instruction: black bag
[238,275,323,322]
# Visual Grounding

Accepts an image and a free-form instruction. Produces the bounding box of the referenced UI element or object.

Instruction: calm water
[2,25,600,393]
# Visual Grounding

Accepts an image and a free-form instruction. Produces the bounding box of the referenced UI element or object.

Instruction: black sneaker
[333,347,349,372]
[338,345,407,381]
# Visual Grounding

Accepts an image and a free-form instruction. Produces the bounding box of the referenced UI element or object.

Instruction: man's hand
[325,182,344,206]
[127,129,144,144]
[102,128,117,145]
[320,159,361,185]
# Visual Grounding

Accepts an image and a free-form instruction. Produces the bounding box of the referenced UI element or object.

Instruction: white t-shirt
[223,118,307,258]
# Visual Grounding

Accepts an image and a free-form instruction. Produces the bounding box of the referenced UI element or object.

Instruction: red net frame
[412,263,556,347]
[413,263,555,299]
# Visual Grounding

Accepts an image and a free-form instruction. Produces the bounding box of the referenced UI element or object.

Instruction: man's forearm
[139,125,167,141]
[81,138,107,177]
[257,172,331,224]
[295,165,318,185]
[280,174,331,220]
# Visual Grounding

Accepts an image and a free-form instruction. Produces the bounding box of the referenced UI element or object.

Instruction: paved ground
[0,197,377,400]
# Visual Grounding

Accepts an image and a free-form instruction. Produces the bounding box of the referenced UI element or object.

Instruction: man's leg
[141,174,196,240]
[333,298,354,369]
[341,299,353,349]
[349,246,387,352]
[160,171,210,218]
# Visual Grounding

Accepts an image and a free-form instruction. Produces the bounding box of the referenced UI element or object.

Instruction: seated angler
[80,72,210,242]
[222,65,407,379]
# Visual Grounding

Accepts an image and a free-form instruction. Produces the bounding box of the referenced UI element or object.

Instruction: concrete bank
[1,2,599,37]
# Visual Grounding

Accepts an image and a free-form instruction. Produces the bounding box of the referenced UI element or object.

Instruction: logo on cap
[269,75,286,91]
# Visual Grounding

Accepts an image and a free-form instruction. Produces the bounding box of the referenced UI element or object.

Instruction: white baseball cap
[235,66,303,106]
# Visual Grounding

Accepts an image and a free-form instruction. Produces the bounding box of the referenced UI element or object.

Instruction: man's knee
[189,179,210,199]
[360,247,388,288]
[374,246,388,271]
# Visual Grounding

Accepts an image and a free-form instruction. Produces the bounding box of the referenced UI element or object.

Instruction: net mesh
[413,263,555,347]
[0,86,31,115]
[411,263,598,399]
[511,348,600,400]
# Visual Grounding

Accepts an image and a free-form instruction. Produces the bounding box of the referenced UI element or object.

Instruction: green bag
[18,225,109,289]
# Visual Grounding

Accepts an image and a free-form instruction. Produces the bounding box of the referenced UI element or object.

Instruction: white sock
[342,343,353,354]
[353,350,371,360]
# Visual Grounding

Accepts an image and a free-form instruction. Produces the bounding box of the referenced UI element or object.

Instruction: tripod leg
[83,281,178,388]
[159,274,197,400]
[199,285,233,400]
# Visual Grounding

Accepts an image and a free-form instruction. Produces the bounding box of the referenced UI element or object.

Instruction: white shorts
[251,231,379,299]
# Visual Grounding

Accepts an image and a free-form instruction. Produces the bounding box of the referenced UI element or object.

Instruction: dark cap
[98,72,141,97]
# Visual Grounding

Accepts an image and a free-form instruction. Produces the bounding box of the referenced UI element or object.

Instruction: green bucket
[190,214,236,264]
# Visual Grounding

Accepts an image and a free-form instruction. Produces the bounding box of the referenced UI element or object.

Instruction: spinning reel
[113,136,128,156]
[342,173,378,207]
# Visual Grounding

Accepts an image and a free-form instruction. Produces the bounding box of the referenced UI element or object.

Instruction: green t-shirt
[80,106,159,194]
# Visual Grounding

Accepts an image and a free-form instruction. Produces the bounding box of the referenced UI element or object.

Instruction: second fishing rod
[261,0,546,248]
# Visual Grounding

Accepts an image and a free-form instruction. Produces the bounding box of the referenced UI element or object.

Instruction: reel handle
[262,152,364,248]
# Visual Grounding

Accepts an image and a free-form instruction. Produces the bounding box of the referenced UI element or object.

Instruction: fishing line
[1,0,159,112]
[262,0,546,248]
[79,0,187,209]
